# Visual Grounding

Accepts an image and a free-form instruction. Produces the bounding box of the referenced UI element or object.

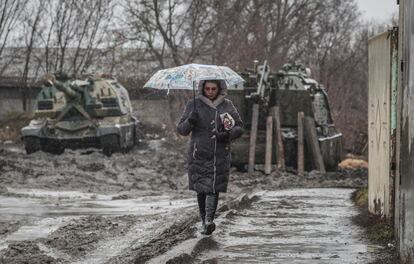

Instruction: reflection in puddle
[0,188,195,251]
[0,189,194,217]
[0,217,72,250]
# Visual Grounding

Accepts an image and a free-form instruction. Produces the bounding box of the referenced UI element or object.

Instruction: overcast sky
[357,0,398,23]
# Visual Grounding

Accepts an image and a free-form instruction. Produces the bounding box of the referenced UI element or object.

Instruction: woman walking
[177,79,243,235]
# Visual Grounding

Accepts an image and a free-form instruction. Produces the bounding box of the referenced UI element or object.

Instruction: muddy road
[150,189,381,263]
[0,140,376,263]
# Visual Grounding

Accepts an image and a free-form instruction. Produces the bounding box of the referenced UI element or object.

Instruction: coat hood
[197,79,228,96]
[197,79,228,109]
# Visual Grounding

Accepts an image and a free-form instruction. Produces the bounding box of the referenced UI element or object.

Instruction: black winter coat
[177,97,243,194]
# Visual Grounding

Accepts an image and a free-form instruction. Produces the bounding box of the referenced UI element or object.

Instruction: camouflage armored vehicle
[227,62,342,171]
[21,74,140,156]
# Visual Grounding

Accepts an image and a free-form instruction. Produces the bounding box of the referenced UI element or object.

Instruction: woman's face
[203,81,219,100]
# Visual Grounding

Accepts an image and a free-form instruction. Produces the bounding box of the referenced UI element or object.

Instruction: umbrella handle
[193,80,196,112]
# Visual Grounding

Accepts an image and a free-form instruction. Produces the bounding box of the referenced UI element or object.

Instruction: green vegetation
[354,187,368,207]
[352,188,394,244]
[369,220,394,242]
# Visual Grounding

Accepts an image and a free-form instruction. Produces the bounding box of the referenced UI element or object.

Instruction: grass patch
[351,188,397,263]
[352,188,394,243]
[354,187,368,207]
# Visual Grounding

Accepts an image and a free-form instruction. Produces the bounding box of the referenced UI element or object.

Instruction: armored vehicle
[228,62,342,171]
[21,74,140,156]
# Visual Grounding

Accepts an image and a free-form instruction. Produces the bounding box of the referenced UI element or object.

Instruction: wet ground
[150,189,381,264]
[0,140,379,263]
[0,187,196,263]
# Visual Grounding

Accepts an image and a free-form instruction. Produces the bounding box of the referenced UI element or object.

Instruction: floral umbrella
[143,63,245,91]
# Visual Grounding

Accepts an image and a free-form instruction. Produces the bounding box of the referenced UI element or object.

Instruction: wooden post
[265,115,273,174]
[248,104,260,174]
[271,106,285,170]
[297,112,305,175]
[303,117,326,173]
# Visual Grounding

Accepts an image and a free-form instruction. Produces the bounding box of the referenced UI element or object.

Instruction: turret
[53,80,81,100]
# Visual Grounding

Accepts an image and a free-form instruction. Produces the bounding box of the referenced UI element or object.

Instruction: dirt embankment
[0,140,188,195]
[0,136,367,196]
[228,167,367,194]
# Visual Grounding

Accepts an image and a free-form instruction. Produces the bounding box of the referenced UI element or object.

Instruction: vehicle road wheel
[41,140,64,155]
[53,145,65,155]
[24,136,40,154]
[101,134,120,157]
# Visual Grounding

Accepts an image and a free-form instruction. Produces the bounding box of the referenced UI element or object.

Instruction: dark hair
[202,80,221,97]
[203,80,221,90]
[203,80,221,94]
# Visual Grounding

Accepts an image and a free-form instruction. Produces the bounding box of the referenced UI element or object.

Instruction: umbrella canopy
[143,63,245,91]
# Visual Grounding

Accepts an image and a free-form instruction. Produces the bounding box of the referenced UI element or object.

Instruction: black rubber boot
[197,193,207,234]
[204,193,219,235]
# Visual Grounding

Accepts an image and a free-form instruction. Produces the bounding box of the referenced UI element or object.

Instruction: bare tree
[0,0,28,76]
[20,0,45,110]
[69,0,115,75]
[35,0,114,75]
[123,0,179,68]
[123,0,217,69]
[37,0,55,74]
[204,0,327,70]
[296,0,367,152]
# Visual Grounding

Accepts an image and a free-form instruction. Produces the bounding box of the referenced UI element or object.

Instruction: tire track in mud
[0,206,192,264]
[42,215,139,258]
[0,188,196,264]
[71,215,167,264]
[0,217,73,251]
[108,193,258,264]
[107,209,198,264]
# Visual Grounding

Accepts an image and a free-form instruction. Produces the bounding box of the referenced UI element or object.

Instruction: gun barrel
[54,81,79,99]
[257,60,269,97]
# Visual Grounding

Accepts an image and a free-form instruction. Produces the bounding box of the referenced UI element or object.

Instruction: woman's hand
[215,131,230,142]
[188,112,199,126]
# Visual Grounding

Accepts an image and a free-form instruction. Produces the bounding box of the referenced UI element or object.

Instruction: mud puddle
[70,217,162,264]
[151,188,382,263]
[1,188,194,217]
[0,188,194,254]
